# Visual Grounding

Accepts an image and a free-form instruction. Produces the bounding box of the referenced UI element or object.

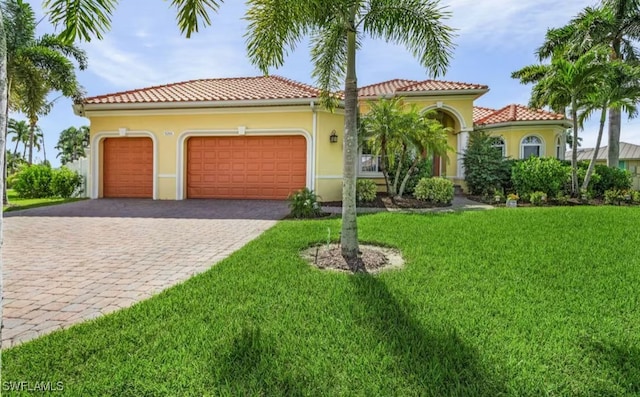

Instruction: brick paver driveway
[2,199,289,349]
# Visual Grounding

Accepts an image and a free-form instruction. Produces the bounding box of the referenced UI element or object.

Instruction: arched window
[521,136,543,158]
[491,137,506,157]
[556,136,564,159]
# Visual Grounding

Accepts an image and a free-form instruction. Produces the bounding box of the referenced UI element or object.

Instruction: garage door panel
[103,138,153,198]
[187,136,306,199]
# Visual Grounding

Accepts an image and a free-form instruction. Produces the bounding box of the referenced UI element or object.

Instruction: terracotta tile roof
[572,142,640,161]
[358,78,488,97]
[84,75,323,104]
[473,106,497,123]
[475,104,566,126]
[397,79,488,92]
[358,79,419,97]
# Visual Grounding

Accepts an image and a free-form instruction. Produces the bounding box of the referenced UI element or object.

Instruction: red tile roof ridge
[397,79,489,91]
[475,103,566,125]
[358,78,419,92]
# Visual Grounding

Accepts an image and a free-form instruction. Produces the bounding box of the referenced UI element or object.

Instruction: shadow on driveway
[4,199,291,221]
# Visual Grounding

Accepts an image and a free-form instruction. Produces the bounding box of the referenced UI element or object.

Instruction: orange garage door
[103,137,153,198]
[187,136,306,199]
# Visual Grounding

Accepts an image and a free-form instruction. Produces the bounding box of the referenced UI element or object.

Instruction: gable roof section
[475,104,566,126]
[358,78,488,97]
[473,106,497,123]
[571,142,640,161]
[83,75,323,104]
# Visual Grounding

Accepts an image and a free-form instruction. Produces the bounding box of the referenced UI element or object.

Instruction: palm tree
[7,118,28,155]
[537,1,640,168]
[3,0,85,164]
[361,98,450,198]
[580,61,640,190]
[56,125,89,164]
[244,0,454,270]
[513,46,608,195]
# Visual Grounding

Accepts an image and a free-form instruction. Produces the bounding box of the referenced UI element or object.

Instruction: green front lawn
[3,189,84,212]
[3,208,640,395]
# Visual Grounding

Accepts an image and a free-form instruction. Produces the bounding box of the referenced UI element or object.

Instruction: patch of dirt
[322,193,450,209]
[301,243,404,274]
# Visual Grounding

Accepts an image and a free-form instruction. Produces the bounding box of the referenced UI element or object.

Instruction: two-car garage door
[186,136,306,199]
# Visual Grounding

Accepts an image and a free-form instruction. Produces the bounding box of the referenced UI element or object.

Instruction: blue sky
[15,0,640,166]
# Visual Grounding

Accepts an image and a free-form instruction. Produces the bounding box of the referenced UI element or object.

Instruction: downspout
[310,101,317,192]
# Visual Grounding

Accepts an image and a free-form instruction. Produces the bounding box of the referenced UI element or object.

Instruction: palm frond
[44,0,118,42]
[169,0,221,38]
[310,23,347,109]
[363,0,455,77]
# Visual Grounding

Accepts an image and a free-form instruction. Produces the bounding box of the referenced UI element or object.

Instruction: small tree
[463,131,508,196]
[361,98,449,199]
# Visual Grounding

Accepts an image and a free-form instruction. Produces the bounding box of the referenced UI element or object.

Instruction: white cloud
[444,0,596,49]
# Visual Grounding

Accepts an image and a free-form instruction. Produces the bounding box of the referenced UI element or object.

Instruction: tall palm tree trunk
[607,107,621,167]
[570,98,579,196]
[340,23,363,272]
[608,40,622,168]
[28,122,35,164]
[583,105,607,190]
[41,133,46,163]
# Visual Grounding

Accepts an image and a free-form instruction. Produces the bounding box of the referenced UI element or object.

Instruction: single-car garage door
[187,136,306,199]
[103,137,153,198]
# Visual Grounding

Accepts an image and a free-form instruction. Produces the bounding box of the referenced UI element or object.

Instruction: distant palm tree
[8,118,28,155]
[579,61,640,189]
[513,46,609,195]
[56,125,89,164]
[537,1,640,168]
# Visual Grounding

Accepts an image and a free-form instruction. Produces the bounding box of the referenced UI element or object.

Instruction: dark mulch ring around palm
[322,193,450,209]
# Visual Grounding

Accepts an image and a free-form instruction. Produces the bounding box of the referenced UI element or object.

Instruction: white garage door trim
[90,130,159,199]
[175,128,314,200]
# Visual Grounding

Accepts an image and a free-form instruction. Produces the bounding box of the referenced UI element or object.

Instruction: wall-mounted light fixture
[329,130,338,143]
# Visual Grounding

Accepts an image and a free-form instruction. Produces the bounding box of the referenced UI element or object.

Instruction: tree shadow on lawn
[214,326,308,397]
[581,336,640,394]
[350,274,506,396]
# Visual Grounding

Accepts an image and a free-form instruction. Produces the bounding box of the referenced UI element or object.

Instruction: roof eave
[476,119,572,129]
[76,97,342,116]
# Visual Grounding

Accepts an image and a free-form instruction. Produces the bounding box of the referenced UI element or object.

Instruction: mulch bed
[301,244,404,273]
[322,193,450,209]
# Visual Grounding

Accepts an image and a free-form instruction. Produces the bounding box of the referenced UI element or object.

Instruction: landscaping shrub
[288,188,323,218]
[529,191,547,206]
[512,157,567,198]
[414,177,454,205]
[51,167,83,198]
[592,165,632,198]
[604,189,627,205]
[463,132,509,196]
[356,179,377,203]
[13,164,54,198]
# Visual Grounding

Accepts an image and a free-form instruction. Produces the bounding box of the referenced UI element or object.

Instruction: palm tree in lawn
[580,61,640,190]
[245,0,454,270]
[56,125,90,164]
[537,1,640,168]
[7,118,28,155]
[513,46,608,195]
